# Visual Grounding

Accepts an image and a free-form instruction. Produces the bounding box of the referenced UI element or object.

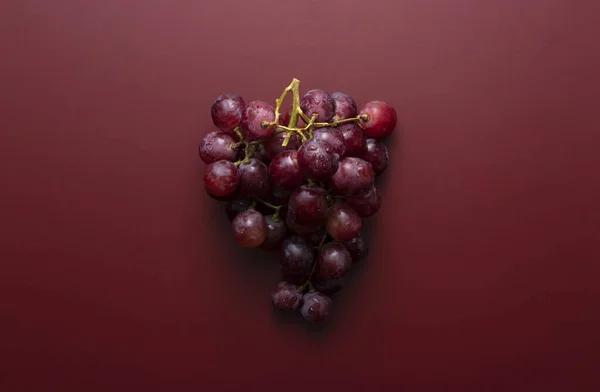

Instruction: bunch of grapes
[199,78,397,323]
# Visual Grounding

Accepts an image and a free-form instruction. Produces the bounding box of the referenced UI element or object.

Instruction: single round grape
[330,157,375,196]
[211,93,245,133]
[301,292,332,323]
[261,214,288,251]
[280,236,315,284]
[288,185,328,227]
[297,139,339,182]
[198,131,239,164]
[232,209,267,248]
[203,160,240,197]
[225,199,252,221]
[312,127,346,157]
[240,100,277,140]
[330,92,357,121]
[238,158,270,198]
[358,100,397,138]
[271,282,303,311]
[286,211,322,236]
[269,151,305,191]
[326,202,362,241]
[342,235,369,263]
[316,242,352,280]
[362,138,389,175]
[346,185,382,217]
[337,123,367,157]
[263,130,300,159]
[300,89,335,122]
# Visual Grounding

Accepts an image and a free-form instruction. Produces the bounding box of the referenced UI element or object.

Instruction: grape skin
[330,157,375,196]
[271,282,303,311]
[358,100,397,139]
[268,151,305,191]
[312,127,346,157]
[211,93,245,134]
[238,158,270,198]
[338,123,367,157]
[280,236,315,284]
[346,185,382,218]
[232,209,267,248]
[326,202,362,241]
[287,185,328,227]
[261,215,288,251]
[330,92,357,121]
[362,138,389,176]
[198,131,239,164]
[240,101,277,140]
[301,292,332,322]
[203,160,240,197]
[297,139,339,182]
[316,242,352,280]
[300,89,335,122]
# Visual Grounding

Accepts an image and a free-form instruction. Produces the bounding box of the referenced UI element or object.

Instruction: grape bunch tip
[200,78,397,324]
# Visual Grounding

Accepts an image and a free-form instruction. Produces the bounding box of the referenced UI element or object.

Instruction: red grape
[198,131,239,164]
[211,93,245,133]
[285,211,322,236]
[268,150,305,191]
[301,292,332,322]
[300,89,335,122]
[312,127,346,157]
[330,92,357,121]
[342,235,369,263]
[316,242,352,280]
[358,100,397,138]
[362,138,389,175]
[297,139,339,182]
[338,123,366,157]
[326,202,362,241]
[287,185,328,227]
[263,130,300,159]
[280,236,315,284]
[261,215,288,251]
[238,158,270,198]
[346,185,382,217]
[232,209,267,248]
[271,282,303,311]
[203,160,240,197]
[330,157,375,196]
[240,101,277,140]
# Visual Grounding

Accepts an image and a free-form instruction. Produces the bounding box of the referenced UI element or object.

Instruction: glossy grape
[316,242,352,280]
[280,236,315,284]
[225,199,252,221]
[240,101,277,140]
[326,202,362,241]
[330,92,358,121]
[297,139,339,181]
[198,131,239,164]
[269,151,305,191]
[232,209,267,248]
[211,93,245,133]
[287,185,328,227]
[300,89,335,122]
[358,100,397,138]
[362,138,389,175]
[261,215,288,251]
[271,282,303,311]
[330,157,375,196]
[346,185,382,217]
[301,292,332,322]
[263,130,300,159]
[238,158,270,198]
[342,235,369,263]
[312,127,346,157]
[337,123,367,157]
[203,160,240,197]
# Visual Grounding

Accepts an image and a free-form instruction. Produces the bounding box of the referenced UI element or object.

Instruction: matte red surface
[1,1,599,391]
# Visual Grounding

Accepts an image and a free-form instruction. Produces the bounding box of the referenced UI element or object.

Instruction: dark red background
[1,0,599,391]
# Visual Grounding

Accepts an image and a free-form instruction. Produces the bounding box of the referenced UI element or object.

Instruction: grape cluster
[199,78,396,323]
